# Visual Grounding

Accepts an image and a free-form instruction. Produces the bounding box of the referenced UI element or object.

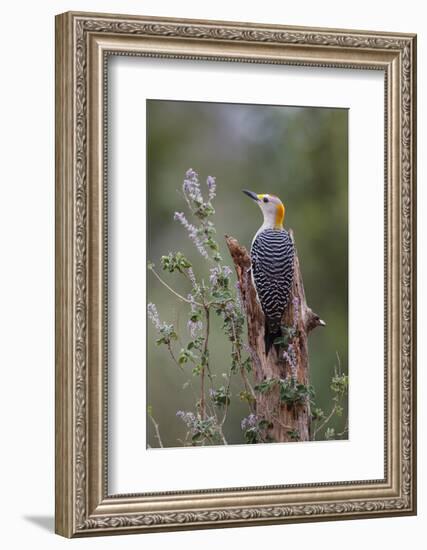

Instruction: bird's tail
[264,318,282,356]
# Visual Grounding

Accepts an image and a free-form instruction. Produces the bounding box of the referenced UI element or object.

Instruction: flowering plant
[148,169,347,447]
[147,169,255,446]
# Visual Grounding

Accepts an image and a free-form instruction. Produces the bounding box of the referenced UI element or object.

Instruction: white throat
[253,209,280,243]
[261,208,278,229]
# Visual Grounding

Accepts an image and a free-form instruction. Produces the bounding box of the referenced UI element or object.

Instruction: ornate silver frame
[55,11,417,537]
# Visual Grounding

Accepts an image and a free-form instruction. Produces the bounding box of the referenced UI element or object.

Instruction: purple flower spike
[206,175,216,201]
[174,211,209,259]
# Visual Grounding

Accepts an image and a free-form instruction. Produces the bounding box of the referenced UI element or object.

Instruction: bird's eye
[263,197,269,203]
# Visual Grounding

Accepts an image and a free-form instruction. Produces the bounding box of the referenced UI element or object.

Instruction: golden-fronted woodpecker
[243,190,294,355]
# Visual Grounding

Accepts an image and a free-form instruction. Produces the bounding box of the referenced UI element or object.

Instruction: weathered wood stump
[226,230,325,443]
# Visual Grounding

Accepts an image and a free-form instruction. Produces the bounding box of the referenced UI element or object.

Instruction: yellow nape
[275,203,285,228]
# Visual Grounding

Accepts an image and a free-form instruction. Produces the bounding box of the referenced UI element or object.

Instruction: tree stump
[225,230,325,443]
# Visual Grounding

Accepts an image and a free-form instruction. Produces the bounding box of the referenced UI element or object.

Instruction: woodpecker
[243,190,294,355]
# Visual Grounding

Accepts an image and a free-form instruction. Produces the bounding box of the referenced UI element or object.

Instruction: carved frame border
[55,11,416,537]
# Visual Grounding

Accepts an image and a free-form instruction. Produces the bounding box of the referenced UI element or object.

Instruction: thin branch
[312,396,346,441]
[336,351,341,371]
[218,362,234,432]
[312,404,338,439]
[216,420,228,445]
[167,343,214,416]
[312,352,346,440]
[149,266,203,306]
[337,419,349,438]
[204,310,215,385]
[220,380,232,428]
[200,306,210,420]
[149,413,164,448]
[166,343,185,373]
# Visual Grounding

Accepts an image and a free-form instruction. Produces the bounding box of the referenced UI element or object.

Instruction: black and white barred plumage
[251,228,294,355]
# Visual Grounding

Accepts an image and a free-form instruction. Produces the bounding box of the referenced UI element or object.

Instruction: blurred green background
[146,100,348,448]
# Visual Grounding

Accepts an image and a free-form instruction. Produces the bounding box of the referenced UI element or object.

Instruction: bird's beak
[242,189,260,202]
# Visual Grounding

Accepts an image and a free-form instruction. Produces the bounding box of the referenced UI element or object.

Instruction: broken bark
[225,230,325,443]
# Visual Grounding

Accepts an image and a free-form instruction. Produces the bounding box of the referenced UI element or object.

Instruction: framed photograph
[55,11,417,537]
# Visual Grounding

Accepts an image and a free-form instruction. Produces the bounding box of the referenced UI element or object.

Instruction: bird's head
[242,189,285,229]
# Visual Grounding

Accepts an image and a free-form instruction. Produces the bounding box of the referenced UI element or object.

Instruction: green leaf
[312,407,325,421]
[258,419,272,430]
[243,427,259,444]
[190,312,202,322]
[191,432,202,443]
[278,379,314,405]
[210,386,231,408]
[243,357,252,373]
[325,427,335,440]
[254,378,277,394]
[160,252,192,273]
[287,429,300,441]
[192,365,202,376]
[179,348,198,365]
[335,405,343,417]
[239,390,255,404]
[201,350,209,366]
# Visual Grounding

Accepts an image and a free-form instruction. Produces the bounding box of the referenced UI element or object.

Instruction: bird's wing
[251,229,294,322]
